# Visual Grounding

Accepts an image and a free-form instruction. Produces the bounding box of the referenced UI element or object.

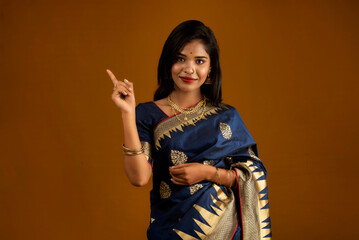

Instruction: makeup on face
[171,40,210,90]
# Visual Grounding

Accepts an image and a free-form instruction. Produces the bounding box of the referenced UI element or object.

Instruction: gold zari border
[154,104,227,150]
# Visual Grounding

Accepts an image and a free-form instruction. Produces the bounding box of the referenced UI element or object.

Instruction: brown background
[1,0,358,239]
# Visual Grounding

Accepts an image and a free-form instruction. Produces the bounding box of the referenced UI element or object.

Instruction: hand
[107,69,136,114]
[169,163,212,185]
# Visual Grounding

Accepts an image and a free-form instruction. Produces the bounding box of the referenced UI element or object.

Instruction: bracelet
[122,144,144,156]
[228,170,232,188]
[231,170,238,189]
[216,167,221,185]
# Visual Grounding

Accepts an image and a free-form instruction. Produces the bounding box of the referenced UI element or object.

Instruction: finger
[170,171,188,181]
[170,177,187,185]
[112,90,128,99]
[112,85,129,96]
[171,180,186,185]
[170,172,185,179]
[117,89,128,96]
[171,174,188,182]
[116,80,133,92]
[124,79,133,91]
[170,164,190,173]
[170,164,187,170]
[106,69,119,86]
[169,167,185,175]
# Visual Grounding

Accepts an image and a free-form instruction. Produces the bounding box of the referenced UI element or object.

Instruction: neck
[169,90,203,109]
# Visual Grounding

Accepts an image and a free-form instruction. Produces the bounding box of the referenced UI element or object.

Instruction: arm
[169,163,237,188]
[107,69,152,187]
[122,113,152,187]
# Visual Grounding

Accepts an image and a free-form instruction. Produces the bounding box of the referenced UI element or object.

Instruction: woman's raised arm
[107,69,152,187]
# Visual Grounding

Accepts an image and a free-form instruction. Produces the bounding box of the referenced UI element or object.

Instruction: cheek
[171,64,181,76]
[198,67,210,79]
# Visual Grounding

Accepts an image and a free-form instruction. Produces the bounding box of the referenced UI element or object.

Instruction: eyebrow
[177,53,208,59]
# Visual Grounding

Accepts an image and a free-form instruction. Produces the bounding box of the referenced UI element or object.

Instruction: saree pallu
[136,102,272,240]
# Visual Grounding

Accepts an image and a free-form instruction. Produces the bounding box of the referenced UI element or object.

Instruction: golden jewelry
[205,75,212,85]
[216,167,221,185]
[205,69,212,84]
[168,96,205,113]
[228,170,232,188]
[122,144,144,156]
[231,170,237,188]
[171,98,206,126]
[167,95,205,120]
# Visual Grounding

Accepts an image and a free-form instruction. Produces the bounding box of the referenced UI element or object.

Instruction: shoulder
[136,99,167,111]
[218,103,254,138]
[217,103,241,115]
[135,101,157,119]
[136,101,155,111]
[136,101,167,126]
[153,98,167,107]
[214,103,247,124]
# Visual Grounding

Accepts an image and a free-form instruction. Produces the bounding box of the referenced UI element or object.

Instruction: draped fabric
[135,102,272,240]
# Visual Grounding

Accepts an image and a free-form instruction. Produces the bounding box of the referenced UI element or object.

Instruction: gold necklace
[167,95,205,120]
[170,98,207,126]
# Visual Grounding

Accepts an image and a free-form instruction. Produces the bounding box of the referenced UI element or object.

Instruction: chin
[174,80,205,92]
[176,84,202,93]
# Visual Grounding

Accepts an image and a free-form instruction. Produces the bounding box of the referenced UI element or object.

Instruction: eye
[196,59,205,64]
[176,57,185,62]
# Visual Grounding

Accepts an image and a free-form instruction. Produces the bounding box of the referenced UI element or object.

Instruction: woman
[107,20,271,240]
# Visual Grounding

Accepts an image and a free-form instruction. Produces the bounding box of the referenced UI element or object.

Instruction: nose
[183,61,195,74]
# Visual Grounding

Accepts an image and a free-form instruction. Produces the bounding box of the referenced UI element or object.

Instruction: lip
[180,76,197,83]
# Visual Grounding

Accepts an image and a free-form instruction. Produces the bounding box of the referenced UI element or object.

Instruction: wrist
[121,111,136,120]
[204,165,217,182]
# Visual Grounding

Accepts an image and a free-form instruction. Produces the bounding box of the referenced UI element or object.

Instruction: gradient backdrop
[1,0,358,239]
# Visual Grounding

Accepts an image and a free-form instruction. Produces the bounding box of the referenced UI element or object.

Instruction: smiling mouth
[180,76,197,82]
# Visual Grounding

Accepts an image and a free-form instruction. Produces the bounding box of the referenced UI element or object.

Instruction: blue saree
[136,102,272,240]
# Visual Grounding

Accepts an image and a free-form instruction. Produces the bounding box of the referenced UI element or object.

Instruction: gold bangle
[216,168,221,185]
[231,170,237,188]
[228,170,232,188]
[123,151,144,156]
[122,144,144,155]
[122,144,143,152]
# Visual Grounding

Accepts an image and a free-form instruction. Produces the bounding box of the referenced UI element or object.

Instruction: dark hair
[154,20,222,106]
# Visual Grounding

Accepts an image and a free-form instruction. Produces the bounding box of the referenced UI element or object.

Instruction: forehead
[179,39,209,56]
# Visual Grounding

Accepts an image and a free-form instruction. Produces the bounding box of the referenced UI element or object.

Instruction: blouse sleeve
[135,103,154,167]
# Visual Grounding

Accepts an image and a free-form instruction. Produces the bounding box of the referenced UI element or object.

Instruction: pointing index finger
[106,69,118,86]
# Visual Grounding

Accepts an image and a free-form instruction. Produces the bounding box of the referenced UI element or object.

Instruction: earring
[205,69,212,84]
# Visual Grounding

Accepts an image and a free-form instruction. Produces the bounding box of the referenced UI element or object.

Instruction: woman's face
[171,39,211,94]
